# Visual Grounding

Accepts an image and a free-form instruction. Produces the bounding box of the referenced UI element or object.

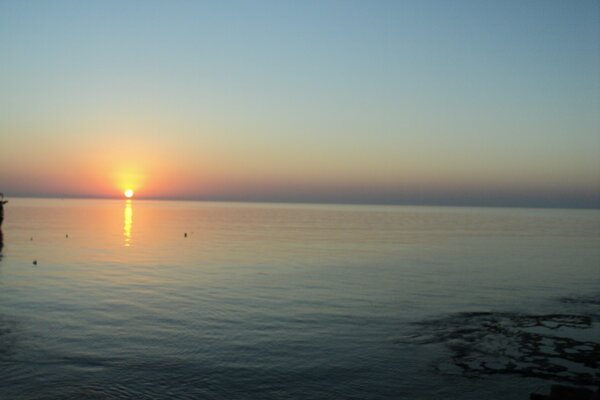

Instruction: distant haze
[1,1,599,208]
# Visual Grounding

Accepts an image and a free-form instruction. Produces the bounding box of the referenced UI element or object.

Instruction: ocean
[1,198,598,399]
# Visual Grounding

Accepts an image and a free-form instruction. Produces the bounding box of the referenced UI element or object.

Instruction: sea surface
[0,198,599,399]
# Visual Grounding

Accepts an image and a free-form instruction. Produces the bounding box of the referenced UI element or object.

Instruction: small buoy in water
[30,237,33,241]
[33,260,37,265]
[184,233,187,238]
[66,234,68,238]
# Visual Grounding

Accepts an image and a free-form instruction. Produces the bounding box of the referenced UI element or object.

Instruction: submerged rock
[530,384,598,400]
[402,311,600,386]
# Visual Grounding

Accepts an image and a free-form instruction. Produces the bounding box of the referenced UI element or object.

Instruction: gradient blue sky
[0,0,599,207]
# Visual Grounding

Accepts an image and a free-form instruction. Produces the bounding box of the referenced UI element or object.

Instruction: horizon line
[5,194,599,211]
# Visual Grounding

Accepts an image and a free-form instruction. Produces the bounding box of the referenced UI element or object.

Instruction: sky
[0,0,599,208]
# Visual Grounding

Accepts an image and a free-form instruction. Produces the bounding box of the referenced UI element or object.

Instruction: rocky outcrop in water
[530,384,599,400]
[401,307,600,386]
[0,196,6,227]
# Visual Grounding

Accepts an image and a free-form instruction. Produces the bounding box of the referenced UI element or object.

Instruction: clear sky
[0,0,599,208]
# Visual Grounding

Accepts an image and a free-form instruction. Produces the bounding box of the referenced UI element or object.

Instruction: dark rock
[402,311,600,385]
[530,384,596,400]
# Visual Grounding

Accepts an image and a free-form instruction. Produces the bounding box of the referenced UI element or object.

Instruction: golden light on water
[124,189,134,198]
[123,200,133,247]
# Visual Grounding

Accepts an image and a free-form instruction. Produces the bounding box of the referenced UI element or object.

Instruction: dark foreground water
[0,199,598,399]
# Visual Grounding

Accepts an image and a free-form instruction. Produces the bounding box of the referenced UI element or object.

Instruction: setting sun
[124,189,134,198]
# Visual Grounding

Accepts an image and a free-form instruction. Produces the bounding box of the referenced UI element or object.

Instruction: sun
[124,189,134,198]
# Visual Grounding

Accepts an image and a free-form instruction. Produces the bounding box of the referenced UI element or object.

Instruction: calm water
[1,199,599,399]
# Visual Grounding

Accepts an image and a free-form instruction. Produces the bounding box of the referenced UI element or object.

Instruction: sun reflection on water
[123,199,133,247]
